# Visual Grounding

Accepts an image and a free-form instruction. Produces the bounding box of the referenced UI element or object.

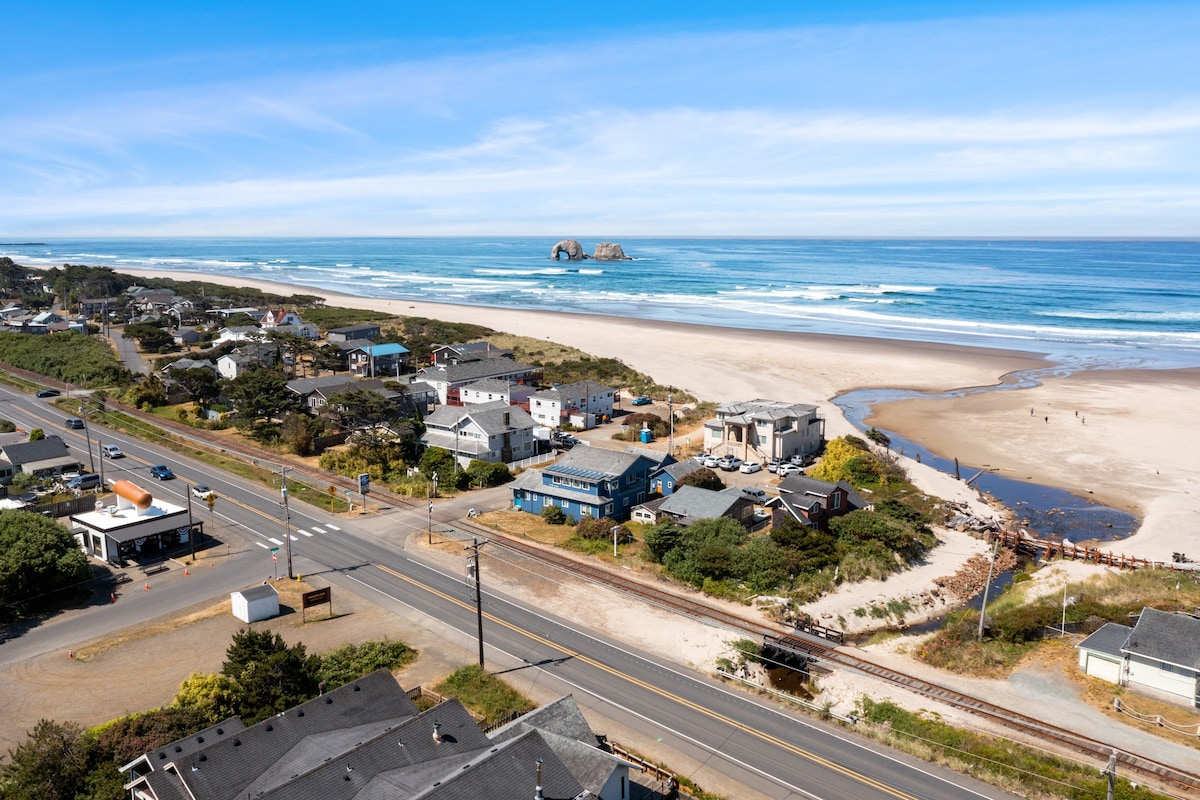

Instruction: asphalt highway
[0,384,1017,800]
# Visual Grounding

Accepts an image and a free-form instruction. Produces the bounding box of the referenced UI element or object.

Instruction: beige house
[703,399,824,462]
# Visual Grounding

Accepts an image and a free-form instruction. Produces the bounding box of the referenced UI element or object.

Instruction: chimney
[534,758,544,800]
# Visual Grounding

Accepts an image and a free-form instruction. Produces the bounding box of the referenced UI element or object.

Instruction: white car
[192,484,216,501]
[777,463,803,476]
[702,456,721,469]
[739,461,762,474]
[741,487,768,503]
[101,444,124,459]
[717,456,744,471]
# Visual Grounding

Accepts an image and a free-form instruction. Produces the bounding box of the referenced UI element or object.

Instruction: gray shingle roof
[658,485,744,520]
[0,439,73,466]
[128,674,621,800]
[287,374,366,395]
[1077,622,1133,658]
[140,670,418,800]
[420,359,537,384]
[545,447,649,481]
[1123,607,1200,668]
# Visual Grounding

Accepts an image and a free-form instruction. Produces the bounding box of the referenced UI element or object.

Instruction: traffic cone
[184,568,189,576]
[144,582,150,591]
[68,650,74,659]
[110,592,116,603]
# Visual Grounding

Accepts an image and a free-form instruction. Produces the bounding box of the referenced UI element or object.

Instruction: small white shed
[231,583,279,623]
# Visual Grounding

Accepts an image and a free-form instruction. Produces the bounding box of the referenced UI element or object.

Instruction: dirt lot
[0,577,473,754]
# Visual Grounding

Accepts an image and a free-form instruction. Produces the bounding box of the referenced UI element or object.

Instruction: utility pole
[280,465,294,579]
[1102,749,1118,800]
[79,402,95,473]
[466,538,486,668]
[187,490,196,563]
[977,539,1000,641]
[667,393,674,456]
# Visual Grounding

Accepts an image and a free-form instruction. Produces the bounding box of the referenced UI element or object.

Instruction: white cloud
[3,4,1200,235]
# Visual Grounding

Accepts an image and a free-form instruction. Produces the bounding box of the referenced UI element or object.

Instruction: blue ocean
[4,237,1199,369]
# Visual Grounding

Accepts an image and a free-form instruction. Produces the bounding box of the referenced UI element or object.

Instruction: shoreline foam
[117,267,1200,564]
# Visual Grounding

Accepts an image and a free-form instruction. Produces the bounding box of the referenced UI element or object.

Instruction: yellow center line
[377,563,918,800]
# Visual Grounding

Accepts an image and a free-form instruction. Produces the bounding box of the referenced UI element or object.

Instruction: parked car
[630,395,653,406]
[766,458,781,473]
[192,484,215,501]
[701,456,721,469]
[149,464,175,480]
[102,444,124,459]
[692,452,709,463]
[717,456,744,471]
[64,418,85,430]
[790,454,815,466]
[741,487,769,503]
[777,463,803,476]
[36,388,61,398]
[739,461,762,474]
[14,492,39,504]
[66,473,102,491]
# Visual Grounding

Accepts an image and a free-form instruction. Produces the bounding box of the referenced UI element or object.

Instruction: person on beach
[1045,416,1048,423]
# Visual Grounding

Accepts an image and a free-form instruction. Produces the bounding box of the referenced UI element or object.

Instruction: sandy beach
[121,268,1200,566]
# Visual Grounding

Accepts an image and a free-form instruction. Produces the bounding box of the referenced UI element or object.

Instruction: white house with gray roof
[417,359,541,405]
[459,377,536,407]
[1076,607,1200,707]
[529,380,616,429]
[631,485,754,527]
[422,400,536,467]
[704,399,824,463]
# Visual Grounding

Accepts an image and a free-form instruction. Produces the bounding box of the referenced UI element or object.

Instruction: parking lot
[565,410,798,500]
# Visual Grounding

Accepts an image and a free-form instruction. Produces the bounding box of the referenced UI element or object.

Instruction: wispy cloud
[2,3,1199,235]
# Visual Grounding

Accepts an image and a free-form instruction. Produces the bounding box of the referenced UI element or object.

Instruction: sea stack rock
[550,239,587,260]
[592,242,630,260]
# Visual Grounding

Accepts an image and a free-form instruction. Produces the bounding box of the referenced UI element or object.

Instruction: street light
[611,525,620,558]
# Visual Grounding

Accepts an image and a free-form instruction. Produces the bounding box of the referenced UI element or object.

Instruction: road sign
[327,485,337,496]
[272,553,277,563]
[270,546,280,553]
[206,494,216,509]
[358,472,370,494]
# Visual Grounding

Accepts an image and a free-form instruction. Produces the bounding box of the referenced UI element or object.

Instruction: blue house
[649,459,703,496]
[349,342,410,378]
[510,447,657,522]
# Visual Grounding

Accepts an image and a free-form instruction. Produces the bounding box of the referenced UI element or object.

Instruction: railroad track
[469,522,1200,797]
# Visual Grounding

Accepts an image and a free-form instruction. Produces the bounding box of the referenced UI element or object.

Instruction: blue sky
[2,2,1198,237]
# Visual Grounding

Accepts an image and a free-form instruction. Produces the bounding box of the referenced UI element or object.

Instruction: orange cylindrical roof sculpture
[111,479,153,510]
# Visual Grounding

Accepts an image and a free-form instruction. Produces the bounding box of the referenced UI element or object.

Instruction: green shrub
[541,505,566,525]
[316,639,418,688]
[433,664,534,725]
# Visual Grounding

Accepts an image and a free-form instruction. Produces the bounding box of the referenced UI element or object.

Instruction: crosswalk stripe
[268,537,283,545]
